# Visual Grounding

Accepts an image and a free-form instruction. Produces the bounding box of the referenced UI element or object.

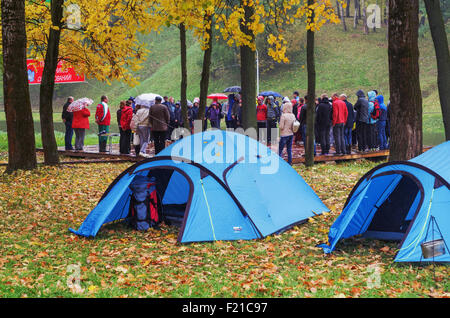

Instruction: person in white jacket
[278,102,296,165]
[132,104,151,157]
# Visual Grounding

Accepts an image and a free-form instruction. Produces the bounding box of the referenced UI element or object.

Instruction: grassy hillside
[0,17,447,146]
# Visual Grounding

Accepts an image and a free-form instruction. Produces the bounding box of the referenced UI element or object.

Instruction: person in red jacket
[331,93,348,155]
[95,95,111,152]
[256,96,267,143]
[71,106,91,151]
[119,100,133,154]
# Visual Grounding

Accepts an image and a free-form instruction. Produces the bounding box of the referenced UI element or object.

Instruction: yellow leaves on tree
[214,0,343,63]
[24,0,156,87]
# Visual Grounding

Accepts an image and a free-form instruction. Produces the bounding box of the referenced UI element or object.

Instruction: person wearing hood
[174,102,183,128]
[224,94,236,129]
[206,101,221,129]
[367,90,379,151]
[232,99,243,128]
[376,94,388,150]
[133,104,151,156]
[354,89,369,152]
[191,98,200,131]
[266,96,280,145]
[278,102,296,165]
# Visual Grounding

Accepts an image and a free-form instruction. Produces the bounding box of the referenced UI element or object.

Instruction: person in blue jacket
[367,90,378,151]
[376,95,388,150]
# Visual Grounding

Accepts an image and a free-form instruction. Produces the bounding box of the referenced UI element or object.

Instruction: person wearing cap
[149,96,170,155]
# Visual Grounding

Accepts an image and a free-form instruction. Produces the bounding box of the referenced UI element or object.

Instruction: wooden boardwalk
[49,141,420,164]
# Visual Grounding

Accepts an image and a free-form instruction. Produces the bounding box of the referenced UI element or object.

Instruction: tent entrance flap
[144,167,193,228]
[364,174,422,241]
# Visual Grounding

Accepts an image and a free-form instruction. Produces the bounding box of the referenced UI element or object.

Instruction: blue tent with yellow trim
[70,130,329,243]
[319,142,450,262]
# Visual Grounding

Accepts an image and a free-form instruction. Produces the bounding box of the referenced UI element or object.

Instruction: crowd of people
[61,89,390,163]
[62,95,172,157]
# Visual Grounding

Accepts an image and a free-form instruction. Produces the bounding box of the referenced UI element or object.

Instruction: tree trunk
[305,0,316,167]
[1,0,37,173]
[336,1,341,18]
[179,23,189,130]
[198,15,213,129]
[386,0,389,39]
[39,0,64,165]
[340,2,348,31]
[388,0,422,161]
[240,1,257,131]
[362,0,369,34]
[424,0,450,140]
[354,0,359,27]
[346,0,351,17]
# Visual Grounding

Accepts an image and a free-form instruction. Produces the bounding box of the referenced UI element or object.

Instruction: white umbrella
[135,93,163,108]
[67,98,94,112]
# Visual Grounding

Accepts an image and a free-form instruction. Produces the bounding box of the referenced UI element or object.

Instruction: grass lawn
[0,159,447,298]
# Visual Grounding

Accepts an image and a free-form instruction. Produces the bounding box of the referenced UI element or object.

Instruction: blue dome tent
[319,142,450,262]
[70,130,329,243]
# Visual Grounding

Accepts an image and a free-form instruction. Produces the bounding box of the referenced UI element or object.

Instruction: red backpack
[129,182,159,229]
[371,99,380,120]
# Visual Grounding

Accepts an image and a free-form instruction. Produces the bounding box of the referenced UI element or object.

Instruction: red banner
[27,59,85,85]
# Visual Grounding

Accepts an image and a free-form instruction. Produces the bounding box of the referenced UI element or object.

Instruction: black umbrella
[223,86,241,93]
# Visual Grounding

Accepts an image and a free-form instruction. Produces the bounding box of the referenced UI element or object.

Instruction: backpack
[128,177,159,231]
[293,119,301,133]
[370,99,380,120]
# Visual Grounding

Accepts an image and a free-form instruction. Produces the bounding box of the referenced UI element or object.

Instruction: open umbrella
[135,93,163,108]
[207,93,228,100]
[67,98,93,112]
[259,91,282,98]
[223,86,241,93]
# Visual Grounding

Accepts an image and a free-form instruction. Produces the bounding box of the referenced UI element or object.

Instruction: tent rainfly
[319,141,450,262]
[70,130,329,243]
